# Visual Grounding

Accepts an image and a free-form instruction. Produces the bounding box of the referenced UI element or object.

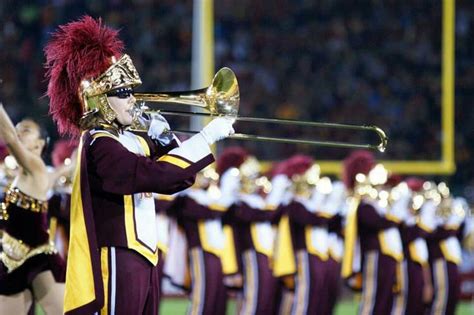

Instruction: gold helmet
[45,16,142,136]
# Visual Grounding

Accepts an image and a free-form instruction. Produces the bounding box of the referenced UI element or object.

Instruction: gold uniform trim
[304,226,328,261]
[0,232,57,273]
[341,196,361,279]
[156,194,175,201]
[378,231,404,262]
[64,137,97,313]
[135,135,151,157]
[439,239,461,265]
[208,203,227,212]
[221,225,238,275]
[386,213,402,224]
[190,248,203,315]
[417,221,434,233]
[100,247,109,315]
[409,241,428,266]
[157,155,190,169]
[273,215,296,277]
[197,220,223,258]
[4,185,48,213]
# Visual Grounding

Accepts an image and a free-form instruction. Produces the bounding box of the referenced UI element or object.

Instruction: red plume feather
[406,177,424,192]
[44,16,124,136]
[216,147,248,175]
[282,154,314,177]
[342,150,375,189]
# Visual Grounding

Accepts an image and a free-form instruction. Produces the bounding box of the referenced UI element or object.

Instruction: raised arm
[0,104,46,176]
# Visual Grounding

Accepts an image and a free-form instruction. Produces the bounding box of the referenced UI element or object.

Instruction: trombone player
[44,16,234,315]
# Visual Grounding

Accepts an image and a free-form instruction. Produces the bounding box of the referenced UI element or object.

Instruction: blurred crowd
[0,0,473,199]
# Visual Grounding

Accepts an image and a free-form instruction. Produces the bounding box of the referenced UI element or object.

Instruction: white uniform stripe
[197,249,205,315]
[252,252,259,314]
[241,251,248,315]
[432,259,448,315]
[188,248,206,315]
[302,252,310,315]
[291,251,310,315]
[391,260,407,315]
[241,250,258,314]
[359,251,378,315]
[110,247,117,315]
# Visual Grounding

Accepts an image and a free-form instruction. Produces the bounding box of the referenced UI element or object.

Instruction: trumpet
[131,67,388,152]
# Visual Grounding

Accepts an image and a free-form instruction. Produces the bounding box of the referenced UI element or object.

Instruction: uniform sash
[64,133,104,314]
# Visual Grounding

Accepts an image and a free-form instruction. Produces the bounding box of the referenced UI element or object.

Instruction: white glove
[389,191,411,222]
[310,189,326,211]
[147,114,174,145]
[266,175,291,207]
[200,117,235,145]
[217,168,240,207]
[322,181,347,215]
[446,197,467,227]
[419,200,437,231]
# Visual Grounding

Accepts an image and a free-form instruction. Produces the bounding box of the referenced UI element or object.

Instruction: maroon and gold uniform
[169,188,227,315]
[342,151,404,315]
[43,16,231,315]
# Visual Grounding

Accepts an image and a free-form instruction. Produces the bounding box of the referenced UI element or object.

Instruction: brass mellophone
[131,67,388,152]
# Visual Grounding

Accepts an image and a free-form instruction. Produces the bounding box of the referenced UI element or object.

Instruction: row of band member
[2,137,472,315]
[0,16,473,315]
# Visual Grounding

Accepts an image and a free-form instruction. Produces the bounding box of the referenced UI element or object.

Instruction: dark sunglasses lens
[107,88,133,98]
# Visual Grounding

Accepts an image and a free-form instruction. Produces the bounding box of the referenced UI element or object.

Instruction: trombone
[132,67,388,152]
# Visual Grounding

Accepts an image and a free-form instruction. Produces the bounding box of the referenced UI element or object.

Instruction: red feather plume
[282,154,314,177]
[406,177,424,192]
[342,150,375,189]
[44,16,124,136]
[216,146,248,175]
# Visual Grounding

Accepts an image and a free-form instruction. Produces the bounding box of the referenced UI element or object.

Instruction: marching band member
[0,110,65,314]
[426,184,464,315]
[324,181,347,315]
[341,151,405,315]
[44,16,234,314]
[220,148,280,315]
[284,155,332,315]
[381,176,412,315]
[168,167,228,315]
[266,161,294,315]
[394,178,433,315]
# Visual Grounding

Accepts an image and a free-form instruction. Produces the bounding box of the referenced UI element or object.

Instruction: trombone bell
[134,67,239,117]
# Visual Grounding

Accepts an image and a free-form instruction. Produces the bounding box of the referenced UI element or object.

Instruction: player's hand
[200,117,235,145]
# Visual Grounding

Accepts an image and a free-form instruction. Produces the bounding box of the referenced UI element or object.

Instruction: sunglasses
[106,87,134,99]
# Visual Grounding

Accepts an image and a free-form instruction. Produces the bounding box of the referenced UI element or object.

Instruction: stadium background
[0,0,472,314]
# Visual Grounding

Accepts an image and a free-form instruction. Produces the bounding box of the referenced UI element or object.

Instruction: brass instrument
[292,164,320,197]
[239,156,261,194]
[131,67,388,152]
[354,164,389,200]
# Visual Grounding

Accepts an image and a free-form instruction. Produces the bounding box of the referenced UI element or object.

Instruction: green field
[35,299,473,314]
[159,298,472,315]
